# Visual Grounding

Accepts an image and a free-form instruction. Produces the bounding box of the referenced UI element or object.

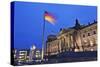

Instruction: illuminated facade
[14,47,42,64]
[13,49,18,62]
[80,22,97,51]
[29,45,42,61]
[29,45,36,61]
[45,19,97,56]
[18,50,28,63]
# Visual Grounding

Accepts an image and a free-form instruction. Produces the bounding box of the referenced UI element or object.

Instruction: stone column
[58,39,62,53]
[77,31,83,51]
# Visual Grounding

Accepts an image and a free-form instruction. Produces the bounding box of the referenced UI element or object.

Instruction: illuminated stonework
[45,19,97,56]
[18,50,28,62]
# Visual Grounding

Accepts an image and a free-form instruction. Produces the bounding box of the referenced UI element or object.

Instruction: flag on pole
[41,11,56,60]
[44,11,56,25]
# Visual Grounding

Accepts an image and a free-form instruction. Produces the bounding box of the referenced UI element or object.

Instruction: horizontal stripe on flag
[44,11,56,25]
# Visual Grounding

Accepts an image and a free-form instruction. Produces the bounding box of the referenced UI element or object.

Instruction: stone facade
[45,19,97,56]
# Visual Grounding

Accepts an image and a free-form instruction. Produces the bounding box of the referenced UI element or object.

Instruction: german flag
[44,11,56,25]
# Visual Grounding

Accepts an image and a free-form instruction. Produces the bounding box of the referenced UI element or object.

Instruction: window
[93,31,96,34]
[83,34,85,38]
[88,33,90,36]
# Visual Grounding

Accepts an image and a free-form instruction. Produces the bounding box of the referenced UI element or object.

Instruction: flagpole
[41,11,45,61]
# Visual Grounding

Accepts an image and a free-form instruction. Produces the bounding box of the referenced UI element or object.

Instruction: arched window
[93,31,96,34]
[83,34,85,38]
[88,33,90,36]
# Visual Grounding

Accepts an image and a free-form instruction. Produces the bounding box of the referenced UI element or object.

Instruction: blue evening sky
[13,1,97,49]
